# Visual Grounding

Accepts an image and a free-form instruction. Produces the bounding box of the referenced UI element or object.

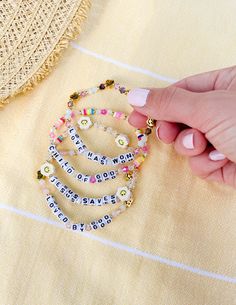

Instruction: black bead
[145,128,152,135]
[99,84,105,90]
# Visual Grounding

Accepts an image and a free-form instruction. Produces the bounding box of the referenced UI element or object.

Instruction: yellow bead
[125,172,133,181]
[146,118,156,128]
[125,198,134,207]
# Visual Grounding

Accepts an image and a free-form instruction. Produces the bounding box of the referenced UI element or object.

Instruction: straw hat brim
[0,0,91,108]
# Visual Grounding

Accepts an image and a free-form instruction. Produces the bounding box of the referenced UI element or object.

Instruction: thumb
[127,86,218,131]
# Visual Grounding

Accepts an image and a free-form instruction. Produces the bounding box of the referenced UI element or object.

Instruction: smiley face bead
[40,162,55,177]
[115,134,129,148]
[116,186,131,201]
[78,116,93,130]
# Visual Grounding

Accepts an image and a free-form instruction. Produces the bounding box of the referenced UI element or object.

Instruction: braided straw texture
[0,0,91,108]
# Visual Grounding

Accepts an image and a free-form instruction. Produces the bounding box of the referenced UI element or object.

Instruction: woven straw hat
[0,0,90,108]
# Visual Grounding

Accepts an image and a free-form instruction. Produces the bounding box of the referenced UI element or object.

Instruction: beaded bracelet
[37,80,156,232]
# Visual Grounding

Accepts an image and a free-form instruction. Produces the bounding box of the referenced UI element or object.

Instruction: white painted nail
[182,133,194,149]
[156,125,160,140]
[209,150,226,161]
[127,88,150,107]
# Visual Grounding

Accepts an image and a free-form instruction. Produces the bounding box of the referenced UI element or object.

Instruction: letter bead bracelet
[36,80,156,232]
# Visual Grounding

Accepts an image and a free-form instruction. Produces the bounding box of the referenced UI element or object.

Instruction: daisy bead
[115,134,129,148]
[40,162,55,177]
[78,116,93,130]
[116,186,131,201]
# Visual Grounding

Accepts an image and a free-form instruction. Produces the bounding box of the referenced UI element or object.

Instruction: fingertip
[128,111,147,128]
[174,128,207,156]
[156,121,181,144]
[188,148,228,178]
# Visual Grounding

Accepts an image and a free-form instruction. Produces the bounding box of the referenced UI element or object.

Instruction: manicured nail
[127,88,150,107]
[182,133,194,149]
[209,150,226,161]
[156,124,161,140]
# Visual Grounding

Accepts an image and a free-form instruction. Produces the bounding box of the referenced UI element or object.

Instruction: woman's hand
[127,65,236,188]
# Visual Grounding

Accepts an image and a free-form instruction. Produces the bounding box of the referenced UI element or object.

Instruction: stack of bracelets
[37,80,156,232]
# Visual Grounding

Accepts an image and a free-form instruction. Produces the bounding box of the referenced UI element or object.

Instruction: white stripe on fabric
[0,202,235,284]
[70,42,177,84]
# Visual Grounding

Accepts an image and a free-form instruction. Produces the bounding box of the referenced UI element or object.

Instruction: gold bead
[146,118,156,128]
[125,171,133,180]
[125,198,134,207]
[70,92,79,99]
[105,79,114,87]
[37,170,45,180]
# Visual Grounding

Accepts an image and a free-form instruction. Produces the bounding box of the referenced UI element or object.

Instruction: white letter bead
[76,173,83,181]
[65,189,74,199]
[48,145,56,153]
[103,214,112,224]
[95,174,102,183]
[82,197,89,205]
[111,157,119,165]
[97,218,106,228]
[46,195,54,204]
[102,171,110,181]
[100,156,108,165]
[90,221,99,230]
[125,152,134,162]
[96,198,103,206]
[118,154,126,164]
[109,171,117,179]
[86,151,94,160]
[110,194,117,204]
[49,176,57,185]
[72,223,85,232]
[102,195,109,204]
[88,198,96,205]
[68,127,76,135]
[83,175,89,183]
[66,167,74,175]
[92,154,101,163]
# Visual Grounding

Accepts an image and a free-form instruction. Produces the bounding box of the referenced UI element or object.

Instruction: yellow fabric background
[1,1,236,304]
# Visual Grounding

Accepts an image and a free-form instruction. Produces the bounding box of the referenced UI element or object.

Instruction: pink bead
[71,111,75,118]
[49,132,56,139]
[122,166,129,173]
[81,91,87,96]
[89,176,96,183]
[60,150,67,156]
[55,121,63,128]
[69,150,75,156]
[115,111,123,119]
[134,148,140,155]
[39,179,45,185]
[142,145,149,153]
[42,188,49,195]
[101,109,107,115]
